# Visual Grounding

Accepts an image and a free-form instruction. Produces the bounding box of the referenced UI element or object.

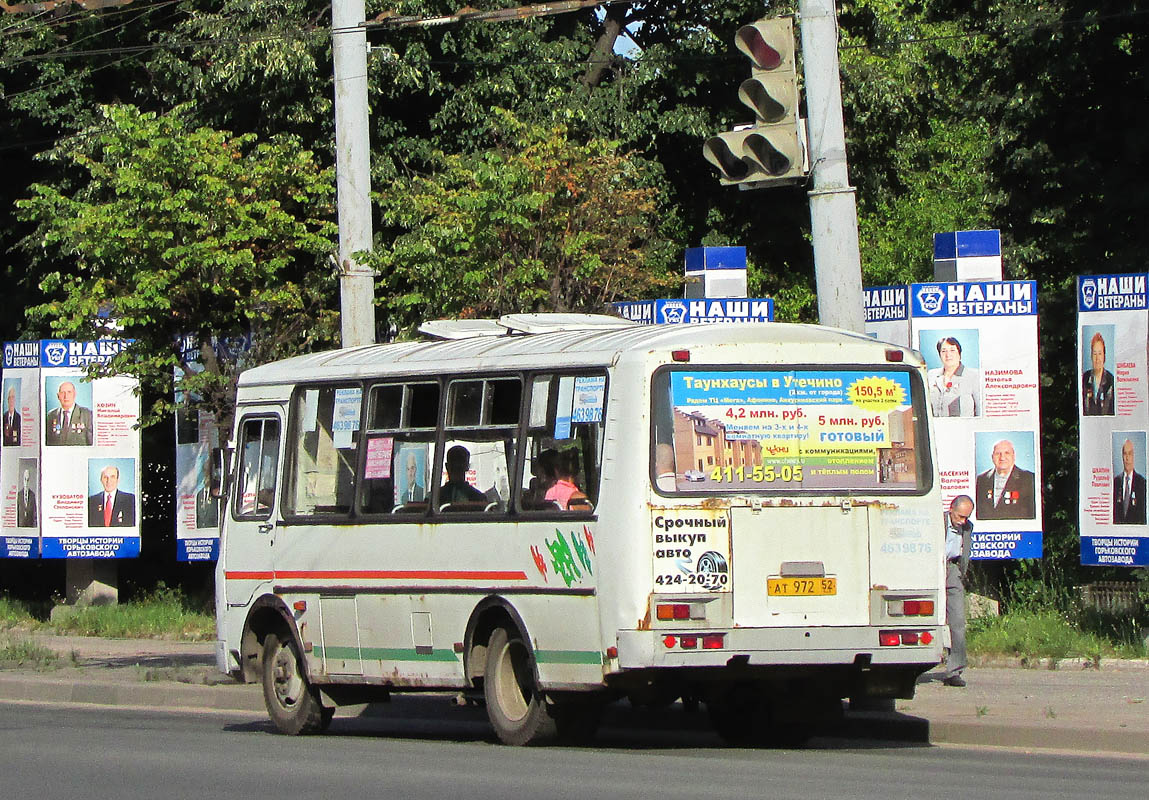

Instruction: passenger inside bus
[545,448,591,510]
[525,448,559,506]
[440,444,487,506]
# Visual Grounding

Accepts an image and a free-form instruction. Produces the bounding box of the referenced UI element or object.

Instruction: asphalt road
[1,701,1144,800]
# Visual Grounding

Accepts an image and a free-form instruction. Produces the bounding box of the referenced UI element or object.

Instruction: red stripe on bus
[225,571,275,580]
[227,570,528,581]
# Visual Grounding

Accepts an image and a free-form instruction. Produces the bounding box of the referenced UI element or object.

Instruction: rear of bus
[613,331,943,739]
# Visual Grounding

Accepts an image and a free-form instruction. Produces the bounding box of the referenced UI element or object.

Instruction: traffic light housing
[702,16,807,188]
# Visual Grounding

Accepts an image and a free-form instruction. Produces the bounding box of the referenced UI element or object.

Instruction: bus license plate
[767,577,837,596]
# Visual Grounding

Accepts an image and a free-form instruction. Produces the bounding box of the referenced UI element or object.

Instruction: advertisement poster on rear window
[909,281,1043,560]
[668,369,921,493]
[1076,273,1149,566]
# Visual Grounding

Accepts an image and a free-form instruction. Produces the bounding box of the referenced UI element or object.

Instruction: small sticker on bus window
[572,375,605,423]
[365,436,394,479]
[332,387,362,449]
[554,377,575,439]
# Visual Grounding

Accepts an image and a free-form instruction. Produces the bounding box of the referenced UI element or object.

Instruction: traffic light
[702,16,807,188]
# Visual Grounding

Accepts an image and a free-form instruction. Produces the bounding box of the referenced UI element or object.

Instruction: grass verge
[969,608,1147,662]
[0,634,60,669]
[0,585,214,641]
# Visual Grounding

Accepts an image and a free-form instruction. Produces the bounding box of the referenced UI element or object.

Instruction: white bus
[215,314,945,745]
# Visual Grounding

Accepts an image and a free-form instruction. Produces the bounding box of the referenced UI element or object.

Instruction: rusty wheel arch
[239,594,301,684]
[462,596,535,688]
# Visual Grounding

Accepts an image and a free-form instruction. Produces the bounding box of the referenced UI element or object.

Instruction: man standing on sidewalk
[943,494,973,687]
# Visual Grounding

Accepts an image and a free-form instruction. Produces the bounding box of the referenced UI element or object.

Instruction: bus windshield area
[651,366,931,494]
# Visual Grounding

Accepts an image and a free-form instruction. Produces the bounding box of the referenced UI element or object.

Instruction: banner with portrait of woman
[908,281,1043,560]
[1077,273,1149,566]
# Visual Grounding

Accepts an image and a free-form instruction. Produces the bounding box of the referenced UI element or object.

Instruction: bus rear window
[652,367,931,494]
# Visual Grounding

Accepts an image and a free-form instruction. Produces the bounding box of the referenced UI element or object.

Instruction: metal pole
[797,0,864,333]
[332,0,376,347]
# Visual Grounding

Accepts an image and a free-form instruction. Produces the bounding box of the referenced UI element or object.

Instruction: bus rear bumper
[616,626,943,669]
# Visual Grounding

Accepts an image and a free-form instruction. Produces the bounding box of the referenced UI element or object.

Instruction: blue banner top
[1077,273,1148,313]
[932,229,1001,260]
[684,246,747,272]
[863,285,909,322]
[910,281,1036,318]
[3,339,133,370]
[612,298,773,325]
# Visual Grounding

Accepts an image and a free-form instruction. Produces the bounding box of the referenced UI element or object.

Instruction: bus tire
[483,626,556,745]
[262,633,332,735]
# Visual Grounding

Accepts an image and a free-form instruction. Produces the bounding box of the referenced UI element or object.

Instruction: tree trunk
[580,4,627,89]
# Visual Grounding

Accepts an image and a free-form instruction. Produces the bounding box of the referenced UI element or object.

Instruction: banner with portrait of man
[908,281,1043,560]
[1077,273,1149,566]
[0,342,42,558]
[1,339,141,559]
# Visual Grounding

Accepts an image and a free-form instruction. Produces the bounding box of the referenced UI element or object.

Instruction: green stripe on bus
[535,650,603,665]
[315,646,459,663]
[316,646,601,665]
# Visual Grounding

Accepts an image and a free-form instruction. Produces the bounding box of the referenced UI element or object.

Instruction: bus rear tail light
[887,599,935,617]
[662,633,725,650]
[671,350,691,362]
[885,349,904,362]
[655,603,704,621]
[879,630,933,646]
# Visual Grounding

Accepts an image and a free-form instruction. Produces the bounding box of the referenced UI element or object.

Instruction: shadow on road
[222,694,934,751]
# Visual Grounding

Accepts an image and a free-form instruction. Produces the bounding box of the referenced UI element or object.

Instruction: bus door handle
[258,522,274,535]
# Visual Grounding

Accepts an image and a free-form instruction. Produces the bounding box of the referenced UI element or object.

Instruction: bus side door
[222,412,283,610]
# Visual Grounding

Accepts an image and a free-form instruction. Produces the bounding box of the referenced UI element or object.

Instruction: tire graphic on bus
[695,551,729,591]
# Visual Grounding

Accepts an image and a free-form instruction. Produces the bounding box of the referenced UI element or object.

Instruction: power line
[3,4,1147,70]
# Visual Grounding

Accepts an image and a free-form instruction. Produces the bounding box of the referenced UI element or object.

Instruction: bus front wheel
[483,626,556,745]
[261,633,333,735]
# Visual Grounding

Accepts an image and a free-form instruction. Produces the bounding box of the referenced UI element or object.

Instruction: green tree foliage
[16,104,339,429]
[838,0,996,285]
[369,110,676,330]
[3,1,1149,592]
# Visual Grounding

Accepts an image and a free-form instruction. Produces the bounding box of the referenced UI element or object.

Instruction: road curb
[0,673,265,713]
[925,718,1149,756]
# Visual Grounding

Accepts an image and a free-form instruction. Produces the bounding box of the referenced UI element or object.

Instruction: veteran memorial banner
[2,339,141,559]
[1077,273,1149,566]
[909,281,1043,560]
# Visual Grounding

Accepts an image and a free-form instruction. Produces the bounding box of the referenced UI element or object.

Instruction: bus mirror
[208,446,231,500]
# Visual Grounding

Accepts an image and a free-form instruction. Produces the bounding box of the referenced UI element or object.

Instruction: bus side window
[234,417,279,519]
[519,373,605,514]
[284,385,361,517]
[438,377,520,515]
[358,381,440,516]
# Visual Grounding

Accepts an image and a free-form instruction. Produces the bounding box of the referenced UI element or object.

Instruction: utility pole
[332,0,376,347]
[798,0,864,333]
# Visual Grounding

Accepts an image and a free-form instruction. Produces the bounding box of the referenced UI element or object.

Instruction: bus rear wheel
[484,626,556,745]
[262,633,333,735]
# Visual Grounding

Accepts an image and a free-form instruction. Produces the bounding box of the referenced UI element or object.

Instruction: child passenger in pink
[544,448,589,510]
